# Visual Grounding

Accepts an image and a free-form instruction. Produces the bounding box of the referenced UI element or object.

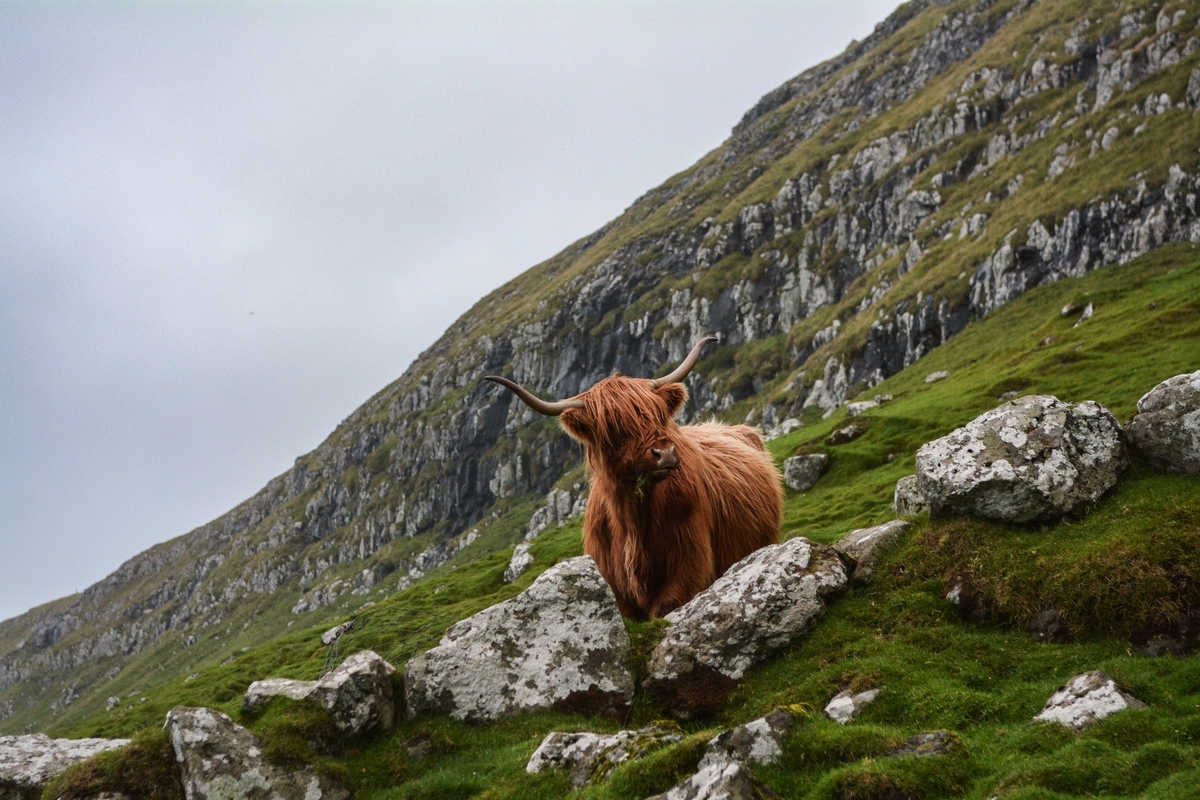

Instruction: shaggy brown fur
[558,376,782,620]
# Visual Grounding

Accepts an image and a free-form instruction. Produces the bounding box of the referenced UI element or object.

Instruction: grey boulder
[833,520,911,583]
[646,538,847,718]
[1034,670,1147,730]
[0,734,129,800]
[526,725,682,787]
[243,649,396,736]
[165,706,349,800]
[893,474,928,515]
[782,454,829,492]
[1126,370,1200,473]
[915,395,1126,523]
[404,556,634,722]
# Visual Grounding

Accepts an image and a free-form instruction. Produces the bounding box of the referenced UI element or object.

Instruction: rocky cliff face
[6,0,1200,734]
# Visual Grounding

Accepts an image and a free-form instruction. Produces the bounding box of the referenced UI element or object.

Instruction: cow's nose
[651,445,678,470]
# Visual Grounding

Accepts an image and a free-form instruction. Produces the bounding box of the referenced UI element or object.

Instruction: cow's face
[558,377,687,485]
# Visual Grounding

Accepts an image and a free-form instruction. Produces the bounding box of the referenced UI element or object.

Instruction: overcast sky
[0,0,898,623]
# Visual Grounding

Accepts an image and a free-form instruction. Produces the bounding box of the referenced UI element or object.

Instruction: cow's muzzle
[647,445,678,481]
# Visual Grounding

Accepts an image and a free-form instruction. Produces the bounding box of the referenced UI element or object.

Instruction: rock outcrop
[0,734,129,800]
[1034,670,1147,730]
[646,538,847,717]
[165,706,349,800]
[1126,370,1200,474]
[833,520,911,583]
[243,650,396,736]
[916,396,1127,523]
[526,725,682,787]
[403,556,633,721]
[782,454,829,492]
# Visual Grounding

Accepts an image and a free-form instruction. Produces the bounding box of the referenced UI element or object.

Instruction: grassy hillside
[49,243,1200,799]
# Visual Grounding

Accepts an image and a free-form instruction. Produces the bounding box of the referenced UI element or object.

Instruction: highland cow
[486,336,783,620]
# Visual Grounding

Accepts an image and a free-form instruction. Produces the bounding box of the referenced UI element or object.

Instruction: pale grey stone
[885,731,960,758]
[403,556,633,722]
[526,725,682,787]
[646,538,846,718]
[503,543,534,584]
[1073,301,1094,327]
[321,621,354,646]
[782,454,828,492]
[1126,370,1200,473]
[646,758,778,800]
[165,706,349,800]
[1035,671,1147,730]
[0,734,128,800]
[915,395,1127,523]
[893,475,928,516]
[243,649,396,736]
[700,708,794,768]
[824,689,879,724]
[846,400,879,416]
[925,370,951,383]
[833,520,911,583]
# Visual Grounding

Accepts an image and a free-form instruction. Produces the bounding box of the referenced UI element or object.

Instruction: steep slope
[5,0,1200,735]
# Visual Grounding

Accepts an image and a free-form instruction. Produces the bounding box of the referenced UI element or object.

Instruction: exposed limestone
[646,538,847,718]
[646,758,779,800]
[825,689,880,723]
[243,650,396,736]
[782,454,829,492]
[833,520,911,583]
[701,708,795,767]
[893,475,929,516]
[915,395,1127,523]
[1035,671,1147,730]
[403,556,633,722]
[0,734,129,800]
[503,543,535,584]
[165,706,349,800]
[1126,370,1200,474]
[526,725,682,787]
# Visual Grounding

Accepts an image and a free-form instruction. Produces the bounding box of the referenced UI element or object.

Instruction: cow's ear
[655,383,688,416]
[558,407,595,444]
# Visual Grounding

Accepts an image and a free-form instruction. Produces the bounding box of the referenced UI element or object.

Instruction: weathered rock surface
[827,425,865,445]
[915,395,1127,523]
[1126,370,1200,473]
[1034,670,1147,730]
[646,538,847,718]
[243,650,396,736]
[893,474,929,515]
[782,454,829,492]
[646,758,779,800]
[825,689,880,723]
[701,708,795,767]
[503,543,534,584]
[404,556,633,722]
[526,725,682,787]
[0,734,129,800]
[833,520,911,583]
[165,706,349,800]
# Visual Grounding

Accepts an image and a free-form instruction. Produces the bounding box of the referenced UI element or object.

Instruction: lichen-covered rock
[1034,670,1147,730]
[827,424,865,445]
[646,538,847,718]
[824,689,879,724]
[0,734,129,800]
[165,706,349,800]
[646,758,779,800]
[1126,370,1200,473]
[833,520,911,583]
[404,556,633,722]
[503,543,534,584]
[782,454,829,492]
[243,650,396,736]
[702,708,794,767]
[893,474,928,515]
[526,724,682,787]
[885,731,962,758]
[915,395,1126,523]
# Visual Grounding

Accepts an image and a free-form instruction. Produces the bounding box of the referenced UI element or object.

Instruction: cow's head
[486,336,718,488]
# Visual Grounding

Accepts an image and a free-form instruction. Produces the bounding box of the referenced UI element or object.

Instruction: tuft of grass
[43,729,184,800]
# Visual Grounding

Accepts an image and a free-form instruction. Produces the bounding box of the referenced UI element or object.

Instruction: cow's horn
[648,334,720,388]
[485,376,585,416]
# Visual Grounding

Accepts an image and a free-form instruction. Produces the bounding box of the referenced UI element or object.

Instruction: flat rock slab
[1126,370,1200,473]
[825,689,880,724]
[243,649,396,736]
[833,520,911,583]
[165,706,349,800]
[526,725,682,787]
[646,538,847,718]
[1035,670,1147,730]
[916,395,1126,523]
[404,556,634,722]
[0,734,129,800]
[782,454,828,492]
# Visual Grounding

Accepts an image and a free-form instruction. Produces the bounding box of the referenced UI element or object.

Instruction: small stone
[403,733,434,761]
[503,542,534,584]
[826,425,865,445]
[321,621,354,647]
[1073,302,1094,327]
[526,724,682,787]
[1028,608,1070,643]
[925,370,951,383]
[1126,371,1200,474]
[106,696,120,711]
[824,689,880,724]
[833,520,911,583]
[885,731,961,758]
[1035,671,1147,730]
[998,390,1021,401]
[846,400,879,416]
[782,454,829,492]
